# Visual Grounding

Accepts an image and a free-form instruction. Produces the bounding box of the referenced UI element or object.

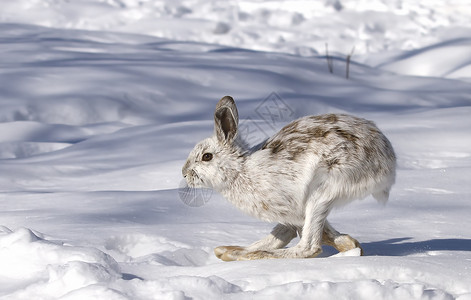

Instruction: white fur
[183,96,396,260]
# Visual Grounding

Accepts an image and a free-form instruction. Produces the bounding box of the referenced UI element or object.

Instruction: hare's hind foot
[214,245,320,261]
[215,247,278,261]
[239,246,323,260]
[238,250,277,260]
[214,246,246,261]
[215,223,298,261]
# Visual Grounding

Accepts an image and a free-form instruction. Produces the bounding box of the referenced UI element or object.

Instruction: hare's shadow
[320,237,471,257]
[362,237,471,256]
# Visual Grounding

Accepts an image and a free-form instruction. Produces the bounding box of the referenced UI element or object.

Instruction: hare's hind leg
[322,221,363,255]
[215,223,297,261]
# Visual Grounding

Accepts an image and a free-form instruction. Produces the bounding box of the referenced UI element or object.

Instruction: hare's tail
[372,188,390,205]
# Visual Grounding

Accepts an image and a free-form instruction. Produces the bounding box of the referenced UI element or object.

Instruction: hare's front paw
[332,235,364,256]
[214,245,246,261]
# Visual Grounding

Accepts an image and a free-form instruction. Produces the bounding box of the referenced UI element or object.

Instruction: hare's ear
[214,96,239,144]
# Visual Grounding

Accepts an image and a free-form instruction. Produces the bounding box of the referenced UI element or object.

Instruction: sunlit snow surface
[0,1,471,299]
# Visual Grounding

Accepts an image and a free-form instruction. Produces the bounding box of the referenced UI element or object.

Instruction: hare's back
[261,113,395,173]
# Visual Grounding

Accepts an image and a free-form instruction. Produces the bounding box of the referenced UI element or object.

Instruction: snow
[1,0,471,299]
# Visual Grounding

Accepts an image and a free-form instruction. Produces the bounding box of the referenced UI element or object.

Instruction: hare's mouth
[184,169,204,188]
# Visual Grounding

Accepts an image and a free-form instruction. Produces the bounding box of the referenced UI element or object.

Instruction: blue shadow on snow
[362,237,471,256]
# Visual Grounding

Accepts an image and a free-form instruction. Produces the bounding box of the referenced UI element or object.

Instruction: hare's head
[182,96,244,191]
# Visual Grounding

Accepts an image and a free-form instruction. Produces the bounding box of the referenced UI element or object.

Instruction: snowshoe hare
[182,96,396,261]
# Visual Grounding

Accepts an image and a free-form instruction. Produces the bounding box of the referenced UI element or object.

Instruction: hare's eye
[202,153,213,162]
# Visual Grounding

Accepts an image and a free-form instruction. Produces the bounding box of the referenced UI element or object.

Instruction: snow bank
[377,38,471,78]
[1,0,471,56]
[0,226,121,299]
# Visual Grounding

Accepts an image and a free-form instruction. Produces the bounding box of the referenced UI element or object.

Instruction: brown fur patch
[281,121,298,133]
[368,126,380,135]
[332,126,358,143]
[325,157,340,169]
[263,138,307,161]
[323,114,339,123]
[261,201,269,211]
[268,139,285,154]
[363,145,375,157]
[263,119,330,161]
[309,126,329,138]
